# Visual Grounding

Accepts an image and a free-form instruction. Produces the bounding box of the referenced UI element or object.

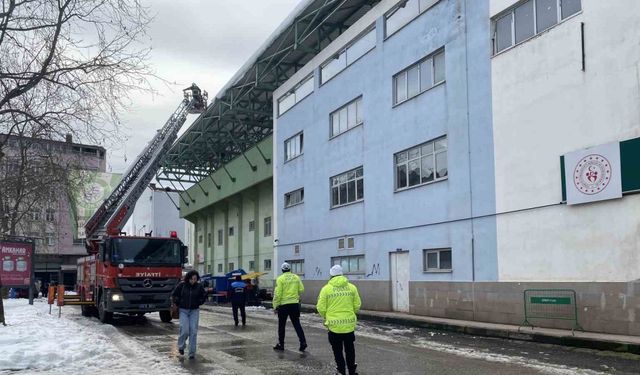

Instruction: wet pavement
[100,306,640,374]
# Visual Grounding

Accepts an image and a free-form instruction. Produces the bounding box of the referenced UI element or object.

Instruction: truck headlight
[111,293,124,302]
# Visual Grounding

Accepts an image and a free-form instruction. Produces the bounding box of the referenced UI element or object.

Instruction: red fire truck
[75,85,207,323]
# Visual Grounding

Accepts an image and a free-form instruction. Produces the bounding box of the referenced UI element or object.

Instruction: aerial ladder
[73,84,207,323]
[84,84,207,253]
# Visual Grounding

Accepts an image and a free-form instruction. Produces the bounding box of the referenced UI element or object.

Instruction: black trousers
[232,302,246,325]
[277,303,306,346]
[328,331,356,375]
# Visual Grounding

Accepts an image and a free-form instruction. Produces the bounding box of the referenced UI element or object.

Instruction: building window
[285,132,303,161]
[198,234,203,244]
[249,220,255,232]
[393,49,445,105]
[249,260,255,271]
[217,229,223,245]
[207,233,211,247]
[264,217,272,237]
[331,167,364,208]
[264,259,272,271]
[207,264,212,274]
[218,263,223,273]
[229,262,235,271]
[321,27,376,84]
[285,188,304,208]
[229,227,234,236]
[493,0,582,54]
[294,244,300,255]
[31,209,41,221]
[46,234,55,246]
[338,237,355,250]
[385,0,440,38]
[331,255,365,274]
[395,136,447,190]
[330,97,363,138]
[286,259,305,276]
[423,248,452,272]
[45,208,55,222]
[278,74,314,116]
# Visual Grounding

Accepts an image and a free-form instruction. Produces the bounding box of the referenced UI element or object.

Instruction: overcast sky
[107,0,300,173]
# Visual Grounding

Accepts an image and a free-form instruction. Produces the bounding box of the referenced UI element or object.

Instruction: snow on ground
[0,299,186,375]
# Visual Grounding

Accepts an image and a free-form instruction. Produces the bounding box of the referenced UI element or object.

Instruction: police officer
[230,274,247,326]
[273,262,307,352]
[317,265,361,375]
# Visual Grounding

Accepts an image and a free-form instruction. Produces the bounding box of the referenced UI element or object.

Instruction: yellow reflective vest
[273,272,304,309]
[316,275,361,334]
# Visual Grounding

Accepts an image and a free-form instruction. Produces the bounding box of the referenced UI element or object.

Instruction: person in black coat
[172,270,208,359]
[230,275,247,326]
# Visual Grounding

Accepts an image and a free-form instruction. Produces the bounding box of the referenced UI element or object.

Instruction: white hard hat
[330,264,343,277]
[281,262,291,271]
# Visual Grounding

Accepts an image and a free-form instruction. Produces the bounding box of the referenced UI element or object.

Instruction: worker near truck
[272,262,307,352]
[230,274,247,326]
[172,270,208,359]
[316,264,362,375]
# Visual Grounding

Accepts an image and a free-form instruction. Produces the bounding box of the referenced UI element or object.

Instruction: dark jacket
[172,281,207,310]
[230,280,247,305]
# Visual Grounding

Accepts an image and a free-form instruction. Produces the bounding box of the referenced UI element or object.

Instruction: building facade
[273,0,640,335]
[0,134,106,287]
[179,137,275,286]
[274,0,495,311]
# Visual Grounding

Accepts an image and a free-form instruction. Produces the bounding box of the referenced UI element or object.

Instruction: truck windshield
[111,238,181,266]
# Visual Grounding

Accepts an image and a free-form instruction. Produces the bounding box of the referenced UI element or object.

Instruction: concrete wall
[300,279,391,312]
[410,281,640,336]
[491,0,640,281]
[274,0,497,286]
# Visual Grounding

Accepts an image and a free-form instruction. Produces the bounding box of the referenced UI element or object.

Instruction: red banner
[0,241,33,286]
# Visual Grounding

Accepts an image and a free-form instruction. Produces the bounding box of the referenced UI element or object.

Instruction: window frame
[492,0,583,55]
[331,255,366,275]
[277,74,314,116]
[264,259,272,271]
[285,259,305,277]
[249,220,255,232]
[330,166,364,209]
[217,229,223,246]
[284,188,304,208]
[264,217,272,237]
[384,0,441,39]
[423,248,452,272]
[284,132,304,162]
[228,226,234,237]
[320,26,376,85]
[218,263,223,273]
[394,135,448,192]
[45,208,55,222]
[330,96,364,139]
[393,48,445,106]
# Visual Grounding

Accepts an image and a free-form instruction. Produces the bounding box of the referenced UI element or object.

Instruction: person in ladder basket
[172,270,210,359]
[317,265,361,375]
[230,274,247,326]
[272,262,307,352]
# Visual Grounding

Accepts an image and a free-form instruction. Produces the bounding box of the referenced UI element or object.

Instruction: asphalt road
[105,306,640,375]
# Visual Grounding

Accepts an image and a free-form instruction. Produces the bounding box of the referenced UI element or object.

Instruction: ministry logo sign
[573,154,612,195]
[564,142,622,205]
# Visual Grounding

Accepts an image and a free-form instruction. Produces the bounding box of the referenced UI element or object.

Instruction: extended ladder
[84,84,207,251]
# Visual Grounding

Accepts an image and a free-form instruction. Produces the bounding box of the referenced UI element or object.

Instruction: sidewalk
[256,301,640,355]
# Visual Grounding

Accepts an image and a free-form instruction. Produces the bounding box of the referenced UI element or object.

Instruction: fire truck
[75,85,207,323]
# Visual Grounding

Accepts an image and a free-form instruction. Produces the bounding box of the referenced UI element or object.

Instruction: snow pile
[0,299,185,375]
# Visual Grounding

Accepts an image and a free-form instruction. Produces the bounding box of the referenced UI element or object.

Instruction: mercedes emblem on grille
[142,279,153,288]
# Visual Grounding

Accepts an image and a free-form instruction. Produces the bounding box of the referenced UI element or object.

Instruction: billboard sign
[0,240,33,286]
[69,171,122,239]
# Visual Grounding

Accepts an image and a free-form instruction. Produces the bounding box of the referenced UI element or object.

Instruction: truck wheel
[98,298,113,324]
[159,310,172,323]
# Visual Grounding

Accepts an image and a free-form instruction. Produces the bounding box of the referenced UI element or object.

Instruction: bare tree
[0,0,155,146]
